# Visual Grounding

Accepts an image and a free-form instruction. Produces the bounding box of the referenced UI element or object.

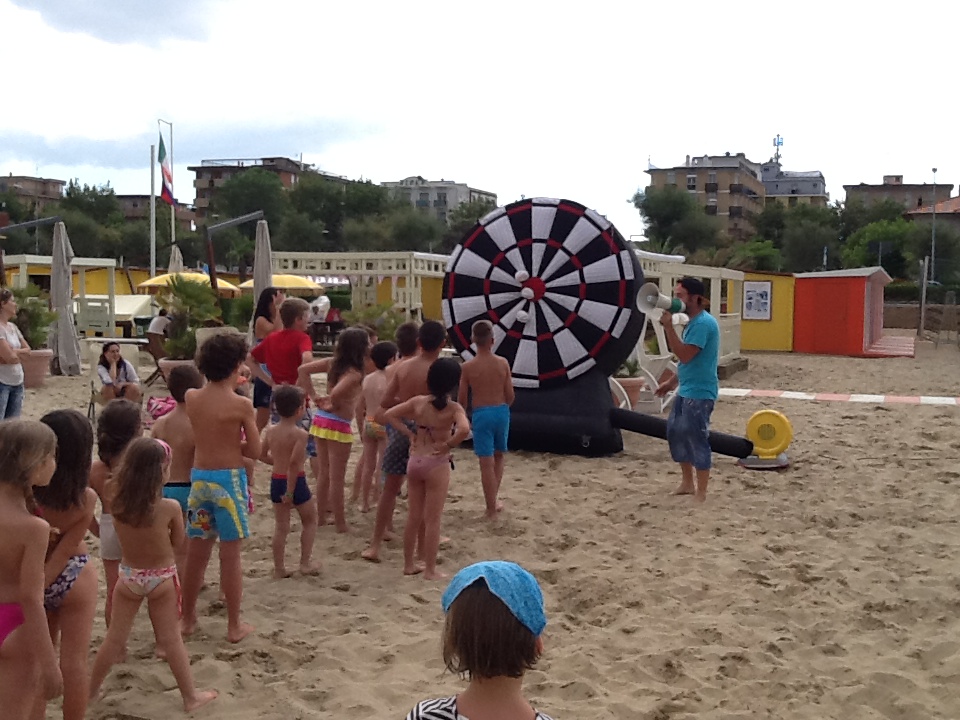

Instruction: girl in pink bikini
[384,358,470,580]
[88,437,217,713]
[0,420,62,720]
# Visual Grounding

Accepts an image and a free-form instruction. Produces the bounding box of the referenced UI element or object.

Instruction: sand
[35,333,960,719]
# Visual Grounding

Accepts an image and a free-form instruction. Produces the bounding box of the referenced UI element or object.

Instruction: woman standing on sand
[0,288,29,418]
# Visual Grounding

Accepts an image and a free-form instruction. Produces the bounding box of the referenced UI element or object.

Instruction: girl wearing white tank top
[0,288,28,418]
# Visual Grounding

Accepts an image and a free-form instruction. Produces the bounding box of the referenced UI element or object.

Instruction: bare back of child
[262,385,319,578]
[181,333,260,644]
[459,320,514,518]
[88,438,217,713]
[363,320,448,563]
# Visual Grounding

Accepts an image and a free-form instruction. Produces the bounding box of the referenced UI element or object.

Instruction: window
[419,192,429,201]
[729,206,743,218]
[704,205,718,216]
[667,171,676,184]
[708,172,717,184]
[686,175,697,190]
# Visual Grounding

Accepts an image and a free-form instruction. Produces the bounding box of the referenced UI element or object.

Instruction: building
[645,153,765,240]
[0,174,66,214]
[843,175,953,211]
[188,157,307,222]
[760,161,829,207]
[381,176,498,225]
[904,196,960,234]
[115,195,195,232]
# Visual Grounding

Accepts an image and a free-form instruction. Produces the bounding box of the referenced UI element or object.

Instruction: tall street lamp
[930,168,938,283]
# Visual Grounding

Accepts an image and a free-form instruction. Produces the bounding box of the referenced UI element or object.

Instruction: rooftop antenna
[773,134,783,164]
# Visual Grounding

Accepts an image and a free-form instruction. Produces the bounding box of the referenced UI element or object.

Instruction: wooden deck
[864,335,916,358]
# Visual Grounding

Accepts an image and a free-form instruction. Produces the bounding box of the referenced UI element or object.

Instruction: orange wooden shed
[793,267,912,357]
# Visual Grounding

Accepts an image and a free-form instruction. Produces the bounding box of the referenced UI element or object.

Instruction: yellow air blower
[738,410,793,470]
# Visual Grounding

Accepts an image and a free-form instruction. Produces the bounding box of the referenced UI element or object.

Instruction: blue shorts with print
[666,397,715,471]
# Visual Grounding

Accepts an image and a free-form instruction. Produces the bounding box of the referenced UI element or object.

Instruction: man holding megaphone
[653,277,720,502]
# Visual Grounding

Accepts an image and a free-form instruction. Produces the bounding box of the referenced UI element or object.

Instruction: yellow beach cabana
[739,271,796,352]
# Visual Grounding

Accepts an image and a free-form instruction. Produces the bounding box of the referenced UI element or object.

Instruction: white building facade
[381,176,498,224]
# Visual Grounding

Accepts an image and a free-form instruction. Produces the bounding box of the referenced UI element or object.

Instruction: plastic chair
[625,311,678,414]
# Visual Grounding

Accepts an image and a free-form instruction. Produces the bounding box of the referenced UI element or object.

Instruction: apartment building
[760,161,829,207]
[0,174,66,214]
[381,176,497,225]
[188,157,307,222]
[843,175,953,211]
[115,195,195,232]
[645,153,764,240]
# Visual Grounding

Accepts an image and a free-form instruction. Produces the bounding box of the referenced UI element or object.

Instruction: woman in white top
[98,342,142,403]
[0,288,29,418]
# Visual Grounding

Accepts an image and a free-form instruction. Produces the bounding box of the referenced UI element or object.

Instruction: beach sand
[37,334,960,719]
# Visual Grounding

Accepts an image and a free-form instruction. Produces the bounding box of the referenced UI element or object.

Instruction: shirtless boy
[180,333,261,643]
[458,320,514,518]
[362,320,447,563]
[151,364,203,577]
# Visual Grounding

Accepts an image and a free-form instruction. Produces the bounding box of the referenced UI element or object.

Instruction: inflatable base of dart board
[506,369,623,457]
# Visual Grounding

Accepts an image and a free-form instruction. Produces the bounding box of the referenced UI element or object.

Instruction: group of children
[0,294,558,719]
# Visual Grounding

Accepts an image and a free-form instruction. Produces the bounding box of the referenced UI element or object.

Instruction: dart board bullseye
[442,197,644,390]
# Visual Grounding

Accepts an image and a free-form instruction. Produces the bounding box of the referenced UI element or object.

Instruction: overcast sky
[1,0,957,242]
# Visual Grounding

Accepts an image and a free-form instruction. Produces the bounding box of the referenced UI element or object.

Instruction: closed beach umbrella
[168,243,185,274]
[50,221,82,376]
[252,220,274,307]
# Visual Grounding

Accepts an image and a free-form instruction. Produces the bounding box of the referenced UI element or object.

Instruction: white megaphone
[637,282,685,315]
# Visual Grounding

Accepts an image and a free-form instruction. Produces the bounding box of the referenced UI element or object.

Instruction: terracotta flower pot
[22,348,54,389]
[611,376,647,410]
[158,358,196,382]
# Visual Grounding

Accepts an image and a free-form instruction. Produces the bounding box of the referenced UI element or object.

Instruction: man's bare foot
[336,523,350,534]
[673,484,695,496]
[360,547,381,563]
[299,562,321,576]
[180,618,198,637]
[423,569,447,581]
[274,567,291,579]
[403,562,425,576]
[694,492,707,504]
[360,504,371,513]
[183,689,218,712]
[227,622,255,643]
[383,530,397,542]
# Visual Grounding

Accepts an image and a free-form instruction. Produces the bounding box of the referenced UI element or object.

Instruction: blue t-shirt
[676,311,719,400]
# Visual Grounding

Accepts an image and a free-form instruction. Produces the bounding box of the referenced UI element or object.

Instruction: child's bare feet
[383,530,397,542]
[694,492,707,504]
[360,547,381,563]
[227,622,255,643]
[299,562,321,576]
[360,504,372,513]
[183,689,219,712]
[423,569,447,581]
[335,523,350,534]
[180,617,198,637]
[274,567,291,579]
[403,561,425,576]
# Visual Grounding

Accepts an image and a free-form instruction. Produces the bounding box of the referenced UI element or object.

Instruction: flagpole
[149,143,156,277]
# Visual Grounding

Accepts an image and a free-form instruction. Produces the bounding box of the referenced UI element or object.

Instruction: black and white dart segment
[443,198,640,389]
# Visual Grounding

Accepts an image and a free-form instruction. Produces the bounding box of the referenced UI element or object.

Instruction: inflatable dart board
[442,197,645,455]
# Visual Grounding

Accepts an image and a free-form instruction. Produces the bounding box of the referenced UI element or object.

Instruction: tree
[276,211,332,252]
[213,168,288,232]
[752,202,787,246]
[388,207,445,252]
[729,239,783,271]
[842,219,911,277]
[838,197,906,244]
[902,222,960,282]
[0,191,29,224]
[441,198,496,251]
[781,219,840,272]
[630,185,719,253]
[60,180,123,227]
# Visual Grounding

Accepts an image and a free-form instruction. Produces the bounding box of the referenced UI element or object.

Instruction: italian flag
[159,133,174,205]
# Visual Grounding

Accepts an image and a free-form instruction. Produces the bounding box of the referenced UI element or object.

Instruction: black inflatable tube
[610,408,754,459]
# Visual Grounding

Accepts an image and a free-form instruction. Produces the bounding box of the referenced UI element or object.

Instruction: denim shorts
[666,397,715,471]
[0,382,24,419]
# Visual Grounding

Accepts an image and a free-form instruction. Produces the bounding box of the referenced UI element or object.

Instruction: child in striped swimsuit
[88,438,217,714]
[404,561,555,720]
[306,327,370,534]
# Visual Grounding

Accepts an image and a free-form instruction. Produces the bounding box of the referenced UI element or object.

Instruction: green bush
[225,294,255,330]
[343,303,406,341]
[158,276,222,359]
[13,284,58,349]
[885,281,960,303]
[326,289,352,311]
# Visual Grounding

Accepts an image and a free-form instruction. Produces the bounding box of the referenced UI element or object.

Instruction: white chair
[624,311,679,414]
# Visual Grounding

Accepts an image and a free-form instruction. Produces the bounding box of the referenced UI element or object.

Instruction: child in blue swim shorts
[458,320,515,518]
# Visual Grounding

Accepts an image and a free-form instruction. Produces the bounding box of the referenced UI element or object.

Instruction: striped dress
[405,696,555,720]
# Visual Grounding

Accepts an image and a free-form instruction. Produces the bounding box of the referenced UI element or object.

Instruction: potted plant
[12,284,57,389]
[156,276,222,379]
[612,358,646,409]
